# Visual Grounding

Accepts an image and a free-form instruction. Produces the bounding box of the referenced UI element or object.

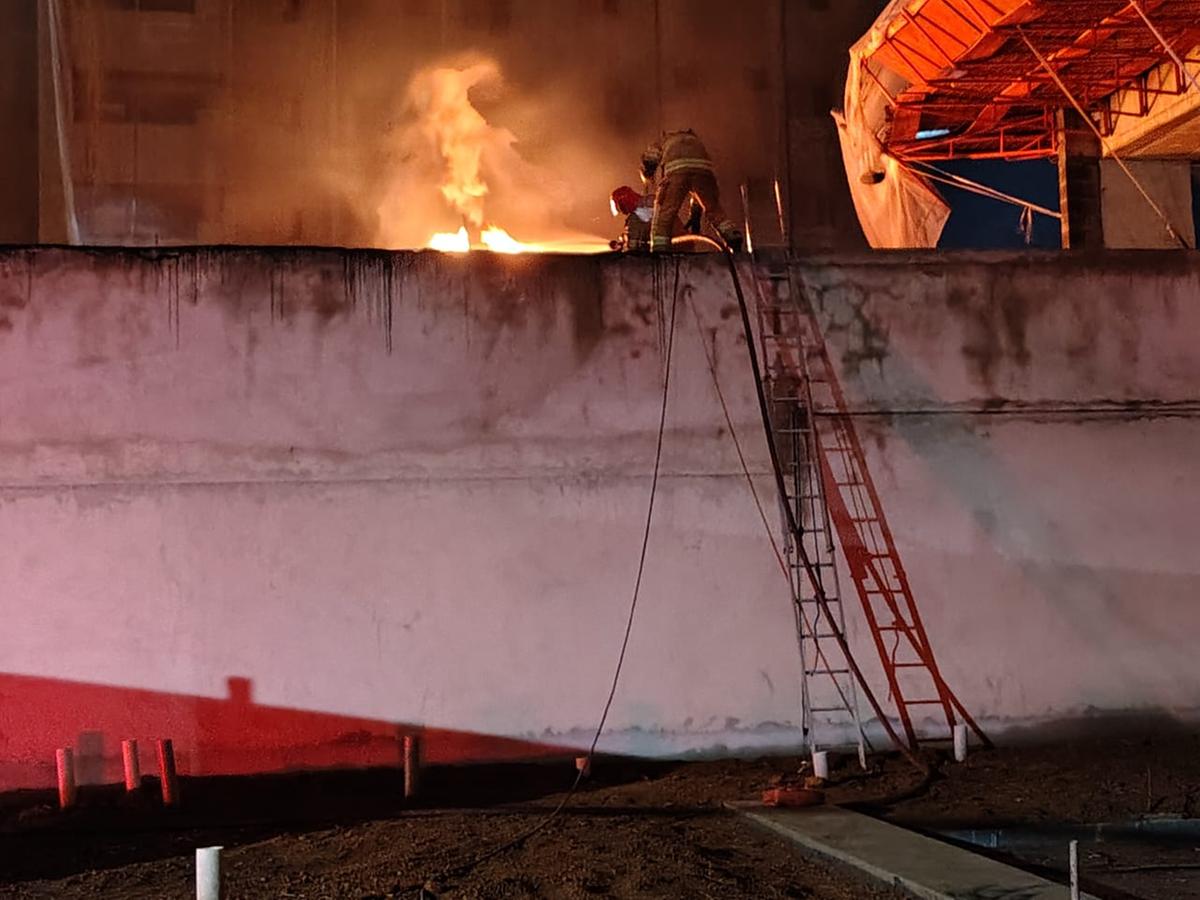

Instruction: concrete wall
[1101,159,1197,249]
[1,247,1198,789]
[796,252,1200,733]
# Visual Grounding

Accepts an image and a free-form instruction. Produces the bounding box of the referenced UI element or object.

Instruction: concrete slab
[729,802,1098,900]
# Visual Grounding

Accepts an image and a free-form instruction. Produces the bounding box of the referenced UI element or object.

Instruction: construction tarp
[834,0,950,249]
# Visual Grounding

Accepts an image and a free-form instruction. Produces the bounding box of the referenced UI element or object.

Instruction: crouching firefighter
[609,185,705,253]
[642,129,743,252]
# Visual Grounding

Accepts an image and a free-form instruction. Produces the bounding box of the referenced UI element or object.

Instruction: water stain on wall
[945,276,1033,392]
[802,277,892,377]
[0,289,26,332]
[0,252,35,334]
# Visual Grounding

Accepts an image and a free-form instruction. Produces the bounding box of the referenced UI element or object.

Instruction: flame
[406,61,610,255]
[425,225,601,255]
[415,62,497,230]
[480,226,532,254]
[428,226,470,253]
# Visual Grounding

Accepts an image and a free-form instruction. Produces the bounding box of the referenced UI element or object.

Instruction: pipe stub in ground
[196,846,224,900]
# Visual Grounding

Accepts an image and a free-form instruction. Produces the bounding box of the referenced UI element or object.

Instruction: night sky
[936,159,1062,250]
[937,159,1200,250]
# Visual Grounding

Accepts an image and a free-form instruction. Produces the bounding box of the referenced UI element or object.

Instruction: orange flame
[409,62,608,255]
[411,62,497,231]
[480,226,533,254]
[428,226,470,253]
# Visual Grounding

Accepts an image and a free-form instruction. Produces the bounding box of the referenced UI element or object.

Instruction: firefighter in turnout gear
[609,185,704,252]
[642,129,743,252]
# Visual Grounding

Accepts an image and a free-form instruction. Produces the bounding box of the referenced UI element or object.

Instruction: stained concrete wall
[1,247,1198,789]
[795,252,1200,734]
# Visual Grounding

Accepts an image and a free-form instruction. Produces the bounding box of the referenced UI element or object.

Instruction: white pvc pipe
[953,723,968,763]
[196,846,223,900]
[1069,840,1080,900]
[122,740,141,792]
[812,750,829,780]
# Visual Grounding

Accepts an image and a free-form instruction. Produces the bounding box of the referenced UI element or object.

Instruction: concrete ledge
[728,802,1098,900]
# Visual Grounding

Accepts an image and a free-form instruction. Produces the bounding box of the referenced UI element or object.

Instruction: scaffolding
[857,0,1200,162]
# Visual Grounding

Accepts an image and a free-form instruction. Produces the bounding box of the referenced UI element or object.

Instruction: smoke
[411,61,500,230]
[55,0,708,250]
[375,57,611,251]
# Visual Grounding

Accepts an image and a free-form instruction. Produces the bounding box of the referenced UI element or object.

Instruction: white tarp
[834,1,950,249]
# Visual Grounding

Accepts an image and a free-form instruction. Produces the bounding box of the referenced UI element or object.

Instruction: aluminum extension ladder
[748,257,989,754]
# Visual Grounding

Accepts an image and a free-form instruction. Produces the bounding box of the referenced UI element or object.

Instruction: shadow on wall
[0,672,574,793]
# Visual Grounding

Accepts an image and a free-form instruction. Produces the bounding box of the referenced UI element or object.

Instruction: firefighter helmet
[610,186,641,217]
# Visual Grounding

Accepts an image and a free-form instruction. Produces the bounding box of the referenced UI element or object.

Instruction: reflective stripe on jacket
[662,157,714,176]
[660,130,714,176]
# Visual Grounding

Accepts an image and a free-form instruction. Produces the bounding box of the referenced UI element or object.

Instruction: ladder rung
[832,487,869,497]
[903,699,948,706]
[809,705,853,713]
[807,667,851,677]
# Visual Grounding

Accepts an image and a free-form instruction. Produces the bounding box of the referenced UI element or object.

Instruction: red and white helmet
[610,186,641,217]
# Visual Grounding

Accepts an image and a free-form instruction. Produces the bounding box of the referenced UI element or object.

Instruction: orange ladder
[749,258,989,752]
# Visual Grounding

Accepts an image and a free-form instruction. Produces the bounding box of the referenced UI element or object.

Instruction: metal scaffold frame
[860,0,1200,162]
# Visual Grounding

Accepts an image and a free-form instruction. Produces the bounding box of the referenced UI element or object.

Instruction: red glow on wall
[0,673,571,792]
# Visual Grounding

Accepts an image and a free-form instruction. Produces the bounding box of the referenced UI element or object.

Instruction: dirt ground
[2,724,1198,899]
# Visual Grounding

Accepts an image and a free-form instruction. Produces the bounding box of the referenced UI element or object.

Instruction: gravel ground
[0,758,902,899]
[3,724,1198,898]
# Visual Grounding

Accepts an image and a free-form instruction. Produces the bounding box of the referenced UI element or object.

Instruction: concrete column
[1057,110,1104,249]
[1101,158,1196,249]
[0,0,39,243]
